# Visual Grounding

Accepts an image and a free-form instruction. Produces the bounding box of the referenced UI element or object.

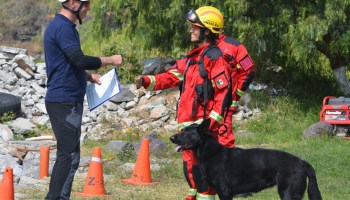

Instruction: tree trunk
[332,66,350,97]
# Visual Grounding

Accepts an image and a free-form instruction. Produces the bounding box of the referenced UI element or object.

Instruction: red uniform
[142,43,233,198]
[216,34,255,147]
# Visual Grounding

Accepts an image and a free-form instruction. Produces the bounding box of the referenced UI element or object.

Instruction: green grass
[18,91,350,199]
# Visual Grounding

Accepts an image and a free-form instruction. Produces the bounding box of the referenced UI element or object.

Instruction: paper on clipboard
[86,68,121,111]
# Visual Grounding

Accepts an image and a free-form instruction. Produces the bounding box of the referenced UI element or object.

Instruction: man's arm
[134,59,187,90]
[64,49,123,70]
[100,55,122,68]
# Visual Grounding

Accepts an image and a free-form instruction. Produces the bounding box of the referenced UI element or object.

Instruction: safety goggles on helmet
[186,10,205,28]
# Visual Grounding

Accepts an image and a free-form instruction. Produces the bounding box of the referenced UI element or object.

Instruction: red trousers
[216,110,235,148]
[182,114,235,196]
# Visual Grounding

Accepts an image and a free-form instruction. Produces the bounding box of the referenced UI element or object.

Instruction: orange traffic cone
[0,167,14,200]
[122,138,160,185]
[40,145,50,179]
[75,147,107,197]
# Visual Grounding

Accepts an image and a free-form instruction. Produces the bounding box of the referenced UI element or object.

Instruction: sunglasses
[83,1,90,8]
[78,1,90,8]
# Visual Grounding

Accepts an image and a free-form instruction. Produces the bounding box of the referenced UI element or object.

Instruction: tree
[218,0,350,95]
[86,0,349,94]
[287,0,350,95]
[201,0,349,95]
[0,0,58,42]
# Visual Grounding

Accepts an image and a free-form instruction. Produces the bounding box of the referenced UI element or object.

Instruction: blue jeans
[45,102,82,200]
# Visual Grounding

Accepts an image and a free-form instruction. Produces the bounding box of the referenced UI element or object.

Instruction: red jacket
[143,43,232,131]
[217,34,255,109]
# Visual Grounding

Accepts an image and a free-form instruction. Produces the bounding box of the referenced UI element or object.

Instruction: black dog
[170,119,322,200]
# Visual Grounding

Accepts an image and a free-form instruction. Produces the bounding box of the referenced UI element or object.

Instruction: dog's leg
[217,193,232,200]
[276,171,294,200]
[290,171,306,199]
[289,170,307,200]
[277,170,308,200]
[232,193,253,198]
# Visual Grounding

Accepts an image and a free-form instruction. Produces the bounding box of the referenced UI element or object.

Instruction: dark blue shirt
[44,14,87,103]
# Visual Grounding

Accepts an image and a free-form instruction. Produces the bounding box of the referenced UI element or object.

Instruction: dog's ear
[198,118,211,132]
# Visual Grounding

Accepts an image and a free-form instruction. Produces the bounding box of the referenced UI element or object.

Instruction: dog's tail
[304,161,322,200]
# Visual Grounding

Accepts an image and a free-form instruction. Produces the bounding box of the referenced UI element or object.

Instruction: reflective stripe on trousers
[197,193,215,200]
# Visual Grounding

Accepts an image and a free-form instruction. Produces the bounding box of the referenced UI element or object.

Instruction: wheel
[333,124,349,137]
[0,92,21,117]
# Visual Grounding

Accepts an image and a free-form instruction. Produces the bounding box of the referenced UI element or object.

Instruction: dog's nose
[169,135,176,143]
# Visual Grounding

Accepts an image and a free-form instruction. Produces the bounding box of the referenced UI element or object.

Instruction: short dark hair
[198,27,219,45]
[206,31,219,45]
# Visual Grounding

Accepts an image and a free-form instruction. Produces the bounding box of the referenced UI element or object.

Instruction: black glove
[134,76,144,89]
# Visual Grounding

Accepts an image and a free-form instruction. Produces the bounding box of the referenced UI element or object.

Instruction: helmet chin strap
[194,28,207,45]
[62,2,85,24]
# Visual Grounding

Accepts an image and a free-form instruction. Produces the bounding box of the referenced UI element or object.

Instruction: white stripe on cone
[91,157,102,162]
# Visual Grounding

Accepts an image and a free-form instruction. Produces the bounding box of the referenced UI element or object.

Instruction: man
[135,6,234,200]
[215,24,255,148]
[44,0,122,199]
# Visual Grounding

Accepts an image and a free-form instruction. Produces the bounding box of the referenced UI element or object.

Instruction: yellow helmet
[186,6,224,34]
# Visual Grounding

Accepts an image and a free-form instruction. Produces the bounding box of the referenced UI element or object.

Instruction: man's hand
[111,55,123,66]
[88,73,102,85]
[134,76,144,89]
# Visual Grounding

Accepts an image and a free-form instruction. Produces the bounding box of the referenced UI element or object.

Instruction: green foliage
[26,130,39,138]
[0,0,349,94]
[18,92,350,199]
[0,112,15,123]
[82,32,147,83]
[285,1,349,68]
[1,2,350,198]
[0,0,58,41]
[82,0,349,96]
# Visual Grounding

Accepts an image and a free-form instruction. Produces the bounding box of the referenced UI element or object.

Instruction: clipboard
[86,68,121,111]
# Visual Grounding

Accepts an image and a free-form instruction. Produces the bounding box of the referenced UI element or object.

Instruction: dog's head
[170,119,211,151]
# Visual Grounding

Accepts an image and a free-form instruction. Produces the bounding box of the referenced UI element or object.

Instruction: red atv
[320,96,350,137]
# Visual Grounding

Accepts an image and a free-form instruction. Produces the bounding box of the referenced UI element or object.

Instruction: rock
[303,121,333,138]
[110,84,136,103]
[6,118,36,135]
[0,124,14,141]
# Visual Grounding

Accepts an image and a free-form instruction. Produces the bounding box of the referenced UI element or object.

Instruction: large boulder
[0,92,21,117]
[303,121,333,138]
